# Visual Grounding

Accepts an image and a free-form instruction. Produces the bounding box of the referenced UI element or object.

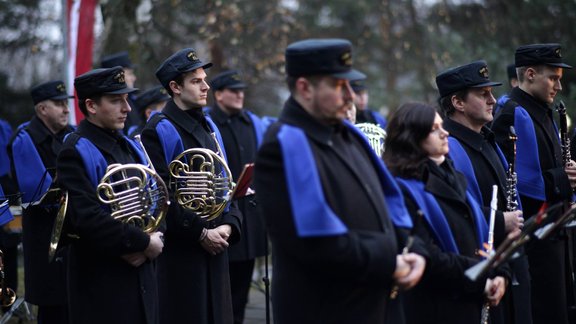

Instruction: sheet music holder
[465,202,566,281]
[231,163,255,199]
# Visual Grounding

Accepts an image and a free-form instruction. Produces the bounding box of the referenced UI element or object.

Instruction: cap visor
[181,62,213,74]
[51,94,75,101]
[226,83,247,90]
[105,87,139,95]
[471,81,503,88]
[332,70,360,80]
[547,62,573,69]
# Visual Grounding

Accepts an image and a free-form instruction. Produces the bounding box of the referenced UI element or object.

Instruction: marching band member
[254,39,425,323]
[492,43,576,324]
[57,67,164,324]
[436,61,530,324]
[384,102,507,324]
[206,70,267,324]
[8,80,74,323]
[141,48,241,324]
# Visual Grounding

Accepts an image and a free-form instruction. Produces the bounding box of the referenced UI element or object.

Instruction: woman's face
[421,113,449,160]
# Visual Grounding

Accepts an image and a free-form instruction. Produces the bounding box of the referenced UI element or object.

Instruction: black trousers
[229,259,255,324]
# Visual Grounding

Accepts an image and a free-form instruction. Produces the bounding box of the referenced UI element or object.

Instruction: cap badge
[160,88,167,95]
[114,71,126,84]
[479,66,489,78]
[341,52,352,66]
[187,51,199,62]
[231,74,241,81]
[555,48,562,58]
[56,83,66,93]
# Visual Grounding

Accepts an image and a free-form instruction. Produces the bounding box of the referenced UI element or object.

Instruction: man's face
[526,66,563,104]
[215,88,244,113]
[40,99,69,132]
[460,86,496,128]
[172,68,210,109]
[309,76,355,124]
[353,90,369,111]
[87,94,131,130]
[124,68,137,88]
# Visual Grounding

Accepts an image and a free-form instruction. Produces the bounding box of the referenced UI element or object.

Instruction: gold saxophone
[48,136,170,261]
[168,133,233,221]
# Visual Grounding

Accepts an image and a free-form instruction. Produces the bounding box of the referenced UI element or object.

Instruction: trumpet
[168,133,233,221]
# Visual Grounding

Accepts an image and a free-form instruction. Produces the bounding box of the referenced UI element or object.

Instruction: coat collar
[209,103,251,126]
[444,118,496,152]
[279,96,339,146]
[77,119,124,156]
[162,100,209,136]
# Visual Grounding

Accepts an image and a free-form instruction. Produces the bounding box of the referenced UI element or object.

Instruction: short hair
[78,94,103,116]
[438,89,469,118]
[286,75,327,93]
[516,65,544,83]
[383,102,438,179]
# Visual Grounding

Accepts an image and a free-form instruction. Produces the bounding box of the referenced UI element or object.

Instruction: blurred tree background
[1,0,576,129]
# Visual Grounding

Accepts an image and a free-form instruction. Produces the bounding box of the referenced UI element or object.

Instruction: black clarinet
[556,100,572,166]
[506,126,519,212]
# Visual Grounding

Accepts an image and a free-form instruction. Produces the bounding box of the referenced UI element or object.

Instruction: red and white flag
[66,0,97,125]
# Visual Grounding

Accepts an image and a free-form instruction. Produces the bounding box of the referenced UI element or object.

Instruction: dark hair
[438,89,468,117]
[383,102,437,179]
[286,75,325,93]
[78,94,103,116]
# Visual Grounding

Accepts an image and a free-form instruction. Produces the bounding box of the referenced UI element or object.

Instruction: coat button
[141,286,146,294]
[183,219,190,227]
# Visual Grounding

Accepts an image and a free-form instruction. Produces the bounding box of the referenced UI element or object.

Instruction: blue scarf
[277,123,412,238]
[396,177,488,253]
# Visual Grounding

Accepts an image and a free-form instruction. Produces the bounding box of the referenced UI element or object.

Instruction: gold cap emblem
[479,66,489,78]
[114,71,125,84]
[56,83,66,93]
[187,51,199,61]
[160,88,167,95]
[341,52,352,66]
[555,48,562,58]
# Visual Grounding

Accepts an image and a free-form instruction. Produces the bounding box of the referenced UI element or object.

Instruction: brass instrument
[169,133,233,221]
[48,136,169,261]
[506,126,519,212]
[0,250,16,307]
[355,123,387,157]
[556,100,572,166]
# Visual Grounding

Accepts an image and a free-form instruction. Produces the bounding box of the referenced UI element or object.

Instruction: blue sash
[449,136,522,210]
[497,97,546,200]
[0,120,11,177]
[12,129,52,203]
[74,136,147,187]
[156,115,229,166]
[397,177,488,253]
[277,123,412,237]
[0,185,14,225]
[277,125,348,237]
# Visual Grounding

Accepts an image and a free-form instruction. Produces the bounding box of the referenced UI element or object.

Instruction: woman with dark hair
[384,102,507,324]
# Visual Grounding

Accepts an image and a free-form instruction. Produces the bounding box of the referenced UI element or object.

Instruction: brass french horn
[355,122,387,157]
[168,133,233,221]
[48,136,169,261]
